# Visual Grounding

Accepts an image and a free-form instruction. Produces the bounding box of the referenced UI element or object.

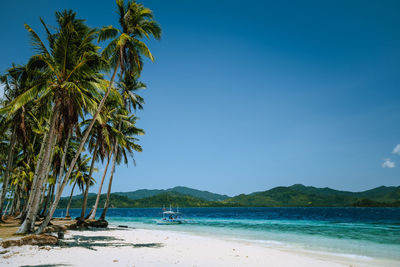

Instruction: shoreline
[1,224,399,267]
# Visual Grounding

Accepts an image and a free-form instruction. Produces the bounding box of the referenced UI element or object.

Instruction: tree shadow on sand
[58,234,163,251]
[20,265,71,267]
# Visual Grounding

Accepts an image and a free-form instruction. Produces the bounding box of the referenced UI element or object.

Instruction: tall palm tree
[79,90,123,220]
[86,96,123,220]
[100,112,143,220]
[37,1,161,233]
[0,65,37,220]
[61,0,160,195]
[7,10,107,233]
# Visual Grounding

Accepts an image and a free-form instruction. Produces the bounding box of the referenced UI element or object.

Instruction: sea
[55,207,400,262]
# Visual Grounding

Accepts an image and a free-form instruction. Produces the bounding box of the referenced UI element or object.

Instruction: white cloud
[382,158,395,168]
[392,144,400,155]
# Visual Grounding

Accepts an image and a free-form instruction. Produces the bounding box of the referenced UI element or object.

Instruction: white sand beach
[1,226,397,267]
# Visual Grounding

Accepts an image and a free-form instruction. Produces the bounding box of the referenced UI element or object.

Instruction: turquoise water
[56,207,400,261]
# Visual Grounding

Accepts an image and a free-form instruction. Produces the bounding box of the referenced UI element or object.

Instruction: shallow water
[55,207,400,261]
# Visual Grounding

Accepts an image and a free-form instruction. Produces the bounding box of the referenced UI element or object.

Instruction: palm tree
[6,10,107,233]
[60,0,160,197]
[99,112,144,220]
[88,149,112,220]
[0,64,37,220]
[37,1,161,233]
[79,91,123,220]
[86,96,123,220]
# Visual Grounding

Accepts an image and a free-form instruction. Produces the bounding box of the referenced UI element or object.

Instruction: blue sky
[1,0,400,196]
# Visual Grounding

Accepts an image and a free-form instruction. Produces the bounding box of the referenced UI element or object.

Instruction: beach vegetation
[0,0,160,234]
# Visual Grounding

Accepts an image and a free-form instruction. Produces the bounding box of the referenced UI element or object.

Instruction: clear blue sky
[1,0,400,196]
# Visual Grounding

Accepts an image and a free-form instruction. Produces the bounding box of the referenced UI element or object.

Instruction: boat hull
[156,220,183,225]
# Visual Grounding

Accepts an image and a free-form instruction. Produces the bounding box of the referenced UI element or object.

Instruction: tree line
[0,0,161,234]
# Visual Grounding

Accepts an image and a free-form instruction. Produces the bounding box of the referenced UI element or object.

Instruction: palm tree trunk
[65,181,77,219]
[19,131,47,222]
[10,189,17,216]
[99,145,118,220]
[39,143,58,218]
[30,132,57,229]
[36,62,120,234]
[38,184,47,215]
[79,142,98,220]
[88,150,112,220]
[50,182,55,203]
[14,185,22,216]
[40,183,54,217]
[0,124,17,220]
[18,100,60,234]
[7,191,15,216]
[34,128,72,233]
[85,207,94,220]
[55,127,72,194]
[4,201,10,216]
[40,126,71,220]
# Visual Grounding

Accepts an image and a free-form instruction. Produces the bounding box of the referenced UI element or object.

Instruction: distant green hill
[58,185,400,208]
[113,186,230,201]
[355,186,400,202]
[124,192,226,207]
[223,184,400,207]
[57,191,226,209]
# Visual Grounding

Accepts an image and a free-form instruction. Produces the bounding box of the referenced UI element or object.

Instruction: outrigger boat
[157,205,184,225]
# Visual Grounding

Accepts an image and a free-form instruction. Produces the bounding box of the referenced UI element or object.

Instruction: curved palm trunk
[19,132,47,222]
[36,62,120,234]
[40,183,54,217]
[99,145,118,220]
[84,207,94,220]
[38,184,47,216]
[29,133,58,229]
[65,181,77,218]
[18,101,60,234]
[0,124,17,220]
[88,150,111,220]
[55,128,72,196]
[79,142,98,220]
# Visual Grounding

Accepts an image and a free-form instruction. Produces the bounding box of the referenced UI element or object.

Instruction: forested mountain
[114,186,230,201]
[223,184,400,207]
[58,192,225,209]
[59,185,400,208]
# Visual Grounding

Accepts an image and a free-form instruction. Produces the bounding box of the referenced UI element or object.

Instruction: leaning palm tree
[0,64,37,220]
[7,10,107,234]
[99,112,144,220]
[76,0,160,221]
[79,89,123,220]
[86,97,123,220]
[37,0,161,233]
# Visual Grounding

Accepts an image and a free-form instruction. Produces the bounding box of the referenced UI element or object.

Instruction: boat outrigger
[157,205,184,225]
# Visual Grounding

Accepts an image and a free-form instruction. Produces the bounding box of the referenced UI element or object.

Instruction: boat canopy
[163,211,179,214]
